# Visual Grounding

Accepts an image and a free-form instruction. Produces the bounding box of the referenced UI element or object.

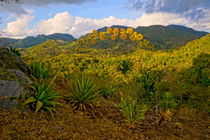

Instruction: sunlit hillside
[1,25,210,140]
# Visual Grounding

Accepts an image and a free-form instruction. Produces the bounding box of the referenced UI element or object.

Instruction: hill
[85,24,208,50]
[2,32,210,139]
[167,25,208,36]
[12,33,75,48]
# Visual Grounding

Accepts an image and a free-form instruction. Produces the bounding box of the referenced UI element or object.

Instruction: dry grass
[0,81,209,140]
[1,95,209,140]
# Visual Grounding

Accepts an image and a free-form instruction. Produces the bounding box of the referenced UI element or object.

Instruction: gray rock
[0,98,18,110]
[7,69,31,84]
[0,80,23,97]
[0,80,24,109]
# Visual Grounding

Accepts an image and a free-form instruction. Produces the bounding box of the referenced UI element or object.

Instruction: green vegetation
[1,28,209,139]
[118,97,148,122]
[10,47,21,56]
[66,74,98,110]
[159,92,177,110]
[24,81,61,116]
[99,84,115,99]
[119,59,132,74]
[29,62,50,79]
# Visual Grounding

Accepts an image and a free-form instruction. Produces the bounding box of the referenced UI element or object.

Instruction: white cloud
[3,11,210,39]
[35,12,73,35]
[4,14,34,38]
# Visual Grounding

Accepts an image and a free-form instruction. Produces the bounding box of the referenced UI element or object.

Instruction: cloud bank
[1,0,210,38]
[128,0,210,20]
[3,11,209,39]
[0,0,97,15]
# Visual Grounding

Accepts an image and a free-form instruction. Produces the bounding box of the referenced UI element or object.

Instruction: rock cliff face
[0,46,30,109]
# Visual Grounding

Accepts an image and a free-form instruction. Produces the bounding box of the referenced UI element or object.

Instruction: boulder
[0,80,24,109]
[0,47,30,109]
[7,69,31,84]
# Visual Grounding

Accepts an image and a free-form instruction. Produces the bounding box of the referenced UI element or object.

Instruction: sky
[0,0,209,39]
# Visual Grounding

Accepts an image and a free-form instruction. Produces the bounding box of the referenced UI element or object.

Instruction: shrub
[192,53,210,86]
[118,97,148,122]
[119,60,132,74]
[24,81,61,116]
[99,84,115,99]
[66,74,98,110]
[29,62,50,79]
[159,92,177,110]
[137,70,165,104]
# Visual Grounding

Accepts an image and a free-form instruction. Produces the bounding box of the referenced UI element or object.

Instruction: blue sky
[0,0,209,38]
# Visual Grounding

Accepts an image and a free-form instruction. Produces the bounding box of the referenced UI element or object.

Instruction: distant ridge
[0,33,75,48]
[13,33,75,48]
[0,24,208,49]
[88,24,208,50]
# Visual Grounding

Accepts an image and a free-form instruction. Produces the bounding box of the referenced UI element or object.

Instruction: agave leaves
[24,81,61,115]
[99,84,115,99]
[66,74,98,110]
[118,97,148,122]
[10,47,21,56]
[29,62,50,80]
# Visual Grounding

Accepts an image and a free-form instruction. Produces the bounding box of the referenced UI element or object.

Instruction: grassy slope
[1,34,209,139]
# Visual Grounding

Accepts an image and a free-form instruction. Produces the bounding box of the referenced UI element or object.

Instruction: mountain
[86,24,208,50]
[0,38,19,46]
[135,25,208,49]
[12,33,75,48]
[167,25,208,37]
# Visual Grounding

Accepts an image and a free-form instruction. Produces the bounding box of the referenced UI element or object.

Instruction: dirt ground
[1,97,209,140]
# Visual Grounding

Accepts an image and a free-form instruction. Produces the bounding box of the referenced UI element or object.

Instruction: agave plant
[99,84,115,99]
[118,97,148,122]
[24,81,61,116]
[29,62,50,79]
[10,47,21,56]
[66,74,98,110]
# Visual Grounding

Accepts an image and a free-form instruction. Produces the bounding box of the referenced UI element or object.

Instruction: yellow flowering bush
[136,34,143,41]
[126,28,134,34]
[120,28,126,33]
[120,33,127,40]
[111,34,117,41]
[107,28,113,34]
[113,28,119,36]
[100,32,107,40]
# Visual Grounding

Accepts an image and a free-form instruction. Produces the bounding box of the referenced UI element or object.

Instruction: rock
[0,80,24,109]
[0,47,28,72]
[0,98,18,110]
[0,80,23,97]
[0,47,30,109]
[7,69,31,84]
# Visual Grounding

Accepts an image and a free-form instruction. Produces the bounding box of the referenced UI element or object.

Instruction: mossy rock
[0,47,28,72]
[0,67,18,81]
[0,47,30,109]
